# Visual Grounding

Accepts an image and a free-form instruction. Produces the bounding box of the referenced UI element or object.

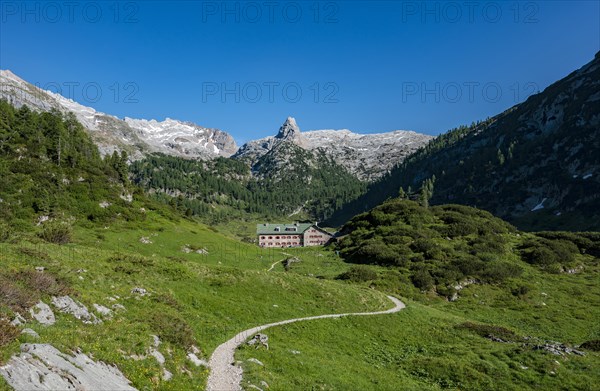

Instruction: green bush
[337,266,378,282]
[0,318,20,347]
[481,261,523,283]
[580,340,600,352]
[411,269,434,290]
[0,222,12,242]
[521,238,578,269]
[510,284,531,297]
[148,310,195,348]
[457,322,523,342]
[38,221,72,244]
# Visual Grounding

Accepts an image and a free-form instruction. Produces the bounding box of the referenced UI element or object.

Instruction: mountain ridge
[328,51,600,230]
[234,117,433,180]
[0,69,238,160]
[0,70,432,181]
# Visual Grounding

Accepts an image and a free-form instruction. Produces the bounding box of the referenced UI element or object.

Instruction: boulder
[51,296,101,324]
[187,353,208,367]
[131,287,148,296]
[93,304,112,318]
[247,358,264,366]
[247,333,269,350]
[21,328,39,339]
[11,313,26,326]
[29,301,55,326]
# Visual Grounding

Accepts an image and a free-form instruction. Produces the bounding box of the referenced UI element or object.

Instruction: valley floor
[0,212,598,390]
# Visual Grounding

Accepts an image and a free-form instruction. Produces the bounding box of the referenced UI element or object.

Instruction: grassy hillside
[238,200,599,390]
[336,198,599,299]
[0,213,390,390]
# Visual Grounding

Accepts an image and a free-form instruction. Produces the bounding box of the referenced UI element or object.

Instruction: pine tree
[398,187,407,199]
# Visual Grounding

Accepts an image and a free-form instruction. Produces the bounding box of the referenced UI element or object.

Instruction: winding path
[206,295,405,391]
[266,259,283,272]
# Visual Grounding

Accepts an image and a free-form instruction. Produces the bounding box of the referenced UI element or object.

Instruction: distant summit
[234,117,432,180]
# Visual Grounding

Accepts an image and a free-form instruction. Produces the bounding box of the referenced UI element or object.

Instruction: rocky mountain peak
[275,117,303,142]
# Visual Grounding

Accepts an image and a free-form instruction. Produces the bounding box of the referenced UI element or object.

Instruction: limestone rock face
[234,117,432,181]
[0,344,137,391]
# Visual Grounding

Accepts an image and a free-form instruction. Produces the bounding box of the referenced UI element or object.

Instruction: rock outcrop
[51,296,101,325]
[29,301,55,326]
[0,344,137,391]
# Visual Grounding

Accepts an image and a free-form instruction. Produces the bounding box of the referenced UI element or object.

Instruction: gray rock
[112,304,126,311]
[0,344,137,390]
[260,380,270,389]
[93,304,112,318]
[189,345,201,354]
[247,333,269,350]
[149,349,165,366]
[29,301,55,326]
[35,266,45,272]
[51,296,101,324]
[11,313,26,326]
[187,353,208,367]
[247,358,264,366]
[531,342,586,356]
[21,328,39,338]
[162,368,173,381]
[131,287,148,296]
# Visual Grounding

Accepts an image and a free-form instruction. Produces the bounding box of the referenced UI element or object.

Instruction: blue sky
[1,1,598,143]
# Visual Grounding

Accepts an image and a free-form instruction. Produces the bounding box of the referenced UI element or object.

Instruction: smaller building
[257,223,333,248]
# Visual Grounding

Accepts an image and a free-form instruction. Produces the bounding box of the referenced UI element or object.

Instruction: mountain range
[328,52,600,231]
[0,70,431,181]
[2,51,599,230]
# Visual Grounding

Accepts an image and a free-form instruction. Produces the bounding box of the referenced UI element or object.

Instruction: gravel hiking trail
[206,295,405,391]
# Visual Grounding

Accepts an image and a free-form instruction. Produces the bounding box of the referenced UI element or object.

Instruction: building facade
[257,223,333,248]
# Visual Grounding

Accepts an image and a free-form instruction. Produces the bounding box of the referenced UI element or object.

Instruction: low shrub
[13,270,71,296]
[151,293,182,310]
[511,284,531,297]
[38,221,72,244]
[579,340,600,352]
[0,222,12,242]
[411,269,435,290]
[457,322,522,342]
[481,261,523,283]
[0,318,20,347]
[148,311,195,348]
[337,265,378,282]
[0,276,37,312]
